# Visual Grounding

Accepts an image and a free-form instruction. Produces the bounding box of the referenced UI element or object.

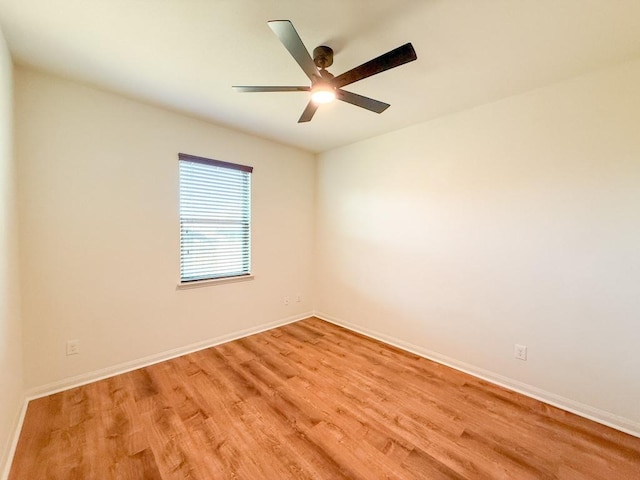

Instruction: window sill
[176,274,254,290]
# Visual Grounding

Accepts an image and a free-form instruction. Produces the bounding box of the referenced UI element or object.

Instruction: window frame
[177,153,253,287]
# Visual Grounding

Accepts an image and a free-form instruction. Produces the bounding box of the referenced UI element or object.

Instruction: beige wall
[15,68,316,391]
[0,29,23,475]
[316,58,640,432]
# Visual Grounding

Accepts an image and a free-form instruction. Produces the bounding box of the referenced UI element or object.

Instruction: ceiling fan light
[311,85,336,104]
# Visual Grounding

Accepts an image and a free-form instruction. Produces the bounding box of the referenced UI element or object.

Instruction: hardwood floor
[9,317,640,479]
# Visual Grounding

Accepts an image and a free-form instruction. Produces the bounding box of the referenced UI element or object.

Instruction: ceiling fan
[233,20,417,123]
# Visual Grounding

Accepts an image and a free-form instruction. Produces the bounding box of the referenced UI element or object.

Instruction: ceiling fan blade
[332,43,417,89]
[233,86,310,92]
[268,20,320,82]
[336,90,390,114]
[298,101,319,123]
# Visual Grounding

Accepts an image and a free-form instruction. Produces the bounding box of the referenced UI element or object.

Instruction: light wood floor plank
[9,317,640,479]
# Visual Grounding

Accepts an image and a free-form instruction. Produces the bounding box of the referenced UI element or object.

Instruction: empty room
[1,1,639,478]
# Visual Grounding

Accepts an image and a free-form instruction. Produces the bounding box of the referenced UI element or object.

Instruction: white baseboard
[25,311,314,401]
[314,311,640,439]
[1,398,28,480]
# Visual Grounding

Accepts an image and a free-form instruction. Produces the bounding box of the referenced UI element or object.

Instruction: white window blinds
[178,153,252,283]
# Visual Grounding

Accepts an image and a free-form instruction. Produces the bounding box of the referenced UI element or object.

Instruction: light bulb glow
[311,85,336,104]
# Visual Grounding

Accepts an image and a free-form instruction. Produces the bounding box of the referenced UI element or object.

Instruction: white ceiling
[1,1,639,153]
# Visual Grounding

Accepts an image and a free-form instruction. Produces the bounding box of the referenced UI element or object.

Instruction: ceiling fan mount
[313,46,334,70]
[233,20,417,123]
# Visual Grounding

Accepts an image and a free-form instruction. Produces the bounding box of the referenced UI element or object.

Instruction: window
[178,153,252,283]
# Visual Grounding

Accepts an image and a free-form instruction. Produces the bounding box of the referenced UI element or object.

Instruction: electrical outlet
[66,339,80,356]
[283,296,290,306]
[514,344,527,361]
